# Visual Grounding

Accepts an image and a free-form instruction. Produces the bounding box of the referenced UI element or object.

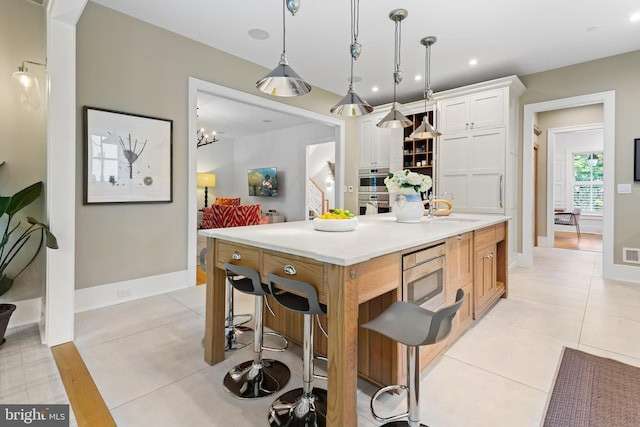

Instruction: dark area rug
[543,347,640,427]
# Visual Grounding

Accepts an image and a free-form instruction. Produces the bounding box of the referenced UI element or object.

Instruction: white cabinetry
[439,128,505,213]
[358,113,403,170]
[436,76,525,268]
[436,77,524,215]
[439,89,504,134]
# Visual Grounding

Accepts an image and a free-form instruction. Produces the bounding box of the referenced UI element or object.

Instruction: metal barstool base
[225,325,254,351]
[268,388,328,427]
[224,359,291,399]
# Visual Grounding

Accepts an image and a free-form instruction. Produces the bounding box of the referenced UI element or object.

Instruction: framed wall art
[83,107,173,204]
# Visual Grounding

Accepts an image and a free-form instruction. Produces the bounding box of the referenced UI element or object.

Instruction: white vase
[393,191,424,223]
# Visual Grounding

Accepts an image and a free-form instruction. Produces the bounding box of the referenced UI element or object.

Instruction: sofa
[201,198,269,229]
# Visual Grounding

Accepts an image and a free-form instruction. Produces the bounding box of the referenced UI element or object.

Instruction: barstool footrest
[262,331,288,352]
[226,313,253,327]
[371,384,409,423]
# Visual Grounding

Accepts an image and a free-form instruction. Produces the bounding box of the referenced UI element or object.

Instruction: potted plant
[0,174,58,348]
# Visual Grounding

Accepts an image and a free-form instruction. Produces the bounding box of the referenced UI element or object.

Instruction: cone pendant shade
[330,85,373,116]
[256,57,311,97]
[377,103,412,128]
[410,116,441,139]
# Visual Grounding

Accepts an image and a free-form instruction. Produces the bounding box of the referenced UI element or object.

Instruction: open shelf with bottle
[402,111,436,175]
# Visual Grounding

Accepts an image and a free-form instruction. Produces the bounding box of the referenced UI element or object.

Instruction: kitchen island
[200,212,509,426]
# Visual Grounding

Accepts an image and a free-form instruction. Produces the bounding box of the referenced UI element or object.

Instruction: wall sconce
[11,60,46,111]
[197,173,217,207]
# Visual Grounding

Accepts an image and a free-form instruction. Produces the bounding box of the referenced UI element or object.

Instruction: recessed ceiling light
[468,58,478,66]
[262,119,272,123]
[248,29,270,40]
[414,75,422,81]
[371,86,379,92]
[586,26,598,32]
[351,76,363,83]
[631,12,640,22]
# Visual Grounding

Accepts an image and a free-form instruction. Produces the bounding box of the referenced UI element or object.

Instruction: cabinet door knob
[232,251,242,260]
[284,264,297,275]
[457,234,463,240]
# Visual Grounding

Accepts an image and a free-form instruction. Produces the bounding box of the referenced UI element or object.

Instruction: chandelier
[197,129,219,148]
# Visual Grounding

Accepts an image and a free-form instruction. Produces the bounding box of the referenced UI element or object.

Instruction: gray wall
[520,50,640,265]
[76,2,349,290]
[0,0,46,301]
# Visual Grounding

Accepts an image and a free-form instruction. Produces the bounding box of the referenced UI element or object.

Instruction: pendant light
[256,0,311,97]
[410,36,441,139]
[11,60,46,111]
[330,0,373,117]
[377,9,411,129]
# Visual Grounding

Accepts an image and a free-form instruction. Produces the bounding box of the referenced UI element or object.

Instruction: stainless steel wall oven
[358,167,391,215]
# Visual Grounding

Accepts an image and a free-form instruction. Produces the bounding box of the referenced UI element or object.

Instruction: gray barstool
[267,273,328,427]
[199,248,253,350]
[362,289,465,427]
[223,263,291,399]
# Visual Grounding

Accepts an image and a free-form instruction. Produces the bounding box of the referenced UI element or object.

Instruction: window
[572,152,603,214]
[90,134,119,183]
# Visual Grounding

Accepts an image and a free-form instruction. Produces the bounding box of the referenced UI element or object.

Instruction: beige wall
[76,2,350,289]
[535,105,603,239]
[521,50,640,265]
[0,0,46,301]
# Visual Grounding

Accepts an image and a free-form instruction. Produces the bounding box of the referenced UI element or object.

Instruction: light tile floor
[4,246,640,426]
[0,325,77,427]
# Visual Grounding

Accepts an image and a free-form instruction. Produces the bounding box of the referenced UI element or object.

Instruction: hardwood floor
[196,265,206,285]
[554,231,602,252]
[51,342,116,427]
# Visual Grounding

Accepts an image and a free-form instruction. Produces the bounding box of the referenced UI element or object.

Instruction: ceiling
[92,0,640,140]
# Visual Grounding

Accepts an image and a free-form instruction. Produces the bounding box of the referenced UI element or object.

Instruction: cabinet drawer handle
[232,251,241,260]
[284,265,297,275]
[457,234,463,240]
[484,253,494,259]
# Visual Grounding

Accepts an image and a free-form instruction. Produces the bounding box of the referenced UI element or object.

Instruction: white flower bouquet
[384,169,433,194]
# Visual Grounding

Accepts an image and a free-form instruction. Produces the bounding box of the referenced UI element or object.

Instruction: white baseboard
[75,270,192,313]
[605,264,640,284]
[5,297,42,329]
[537,236,549,247]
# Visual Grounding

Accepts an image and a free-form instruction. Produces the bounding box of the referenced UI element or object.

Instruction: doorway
[546,124,604,252]
[306,141,336,219]
[522,91,615,276]
[187,78,345,286]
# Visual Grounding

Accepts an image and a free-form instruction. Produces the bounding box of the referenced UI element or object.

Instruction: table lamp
[197,173,216,207]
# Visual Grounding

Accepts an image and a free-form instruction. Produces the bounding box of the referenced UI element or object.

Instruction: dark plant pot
[0,304,17,349]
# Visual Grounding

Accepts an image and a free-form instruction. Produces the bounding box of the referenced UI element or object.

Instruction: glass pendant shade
[410,116,441,139]
[256,57,311,97]
[377,103,412,128]
[12,70,41,111]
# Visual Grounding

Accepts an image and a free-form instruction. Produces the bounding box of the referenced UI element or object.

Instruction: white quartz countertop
[199,213,509,266]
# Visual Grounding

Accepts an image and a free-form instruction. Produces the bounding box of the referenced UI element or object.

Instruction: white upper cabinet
[358,114,402,169]
[439,89,504,134]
